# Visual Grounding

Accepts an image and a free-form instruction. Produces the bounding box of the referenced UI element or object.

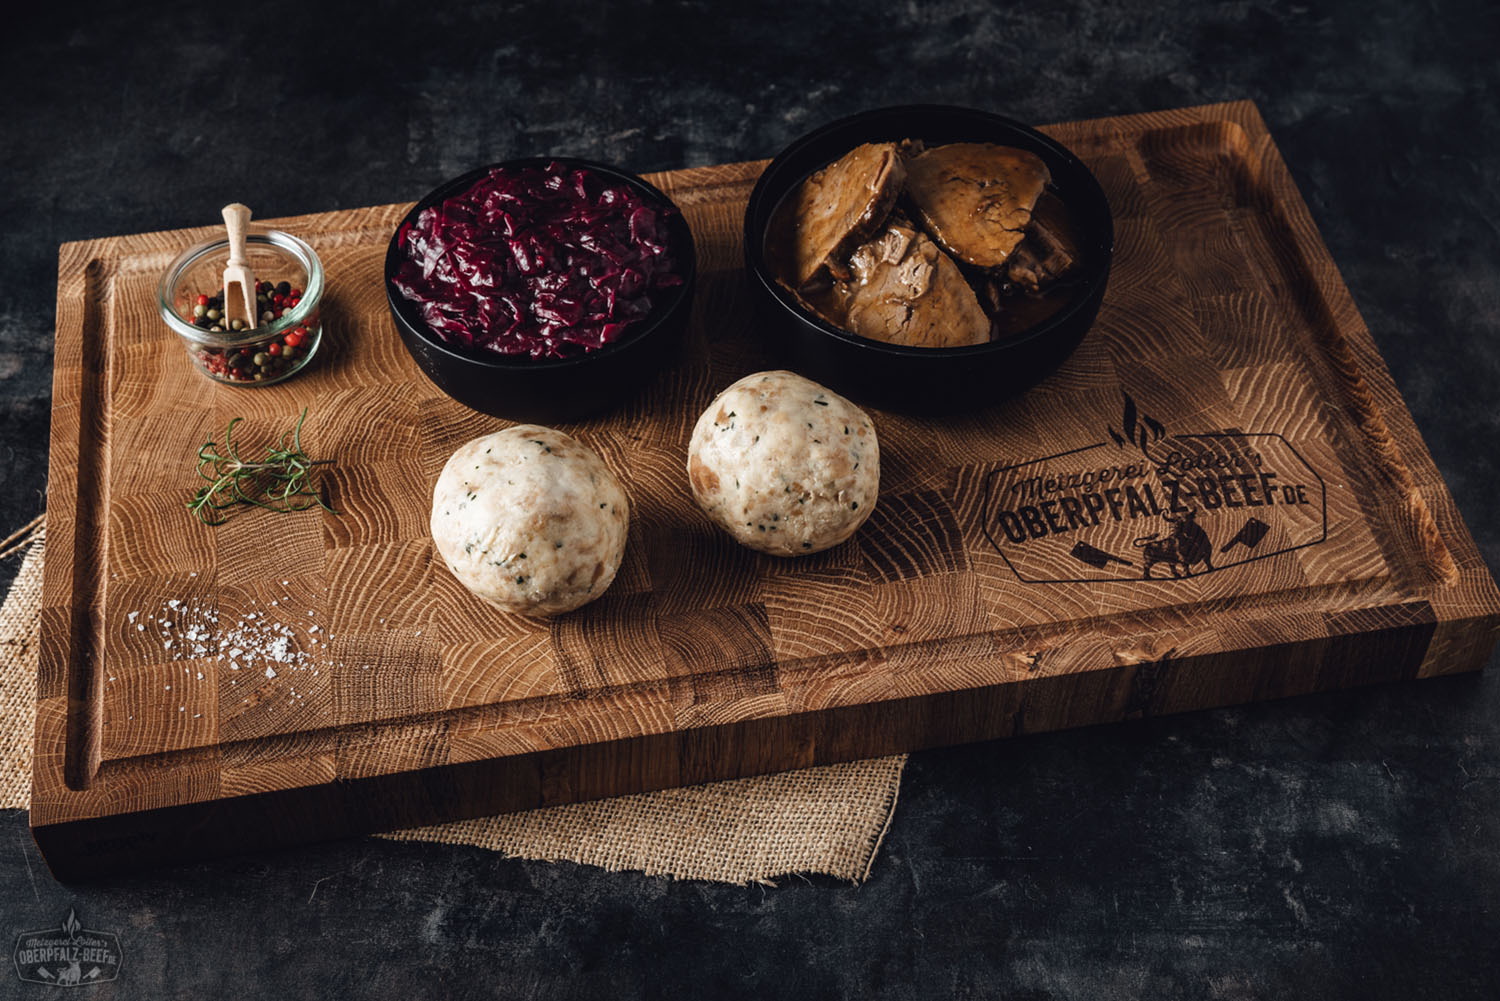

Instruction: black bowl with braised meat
[744,105,1112,411]
[385,157,696,422]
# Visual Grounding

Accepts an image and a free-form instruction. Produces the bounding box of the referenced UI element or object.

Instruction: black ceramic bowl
[385,157,696,423]
[744,105,1113,411]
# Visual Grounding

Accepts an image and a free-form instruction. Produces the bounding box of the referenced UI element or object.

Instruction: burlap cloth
[0,523,903,884]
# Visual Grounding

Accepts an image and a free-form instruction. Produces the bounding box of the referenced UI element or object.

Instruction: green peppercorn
[205,308,221,321]
[230,318,245,332]
[252,352,269,367]
[281,345,297,361]
[210,324,224,332]
[193,303,207,318]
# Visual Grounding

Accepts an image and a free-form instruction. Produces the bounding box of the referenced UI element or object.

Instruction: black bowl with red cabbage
[385,157,696,421]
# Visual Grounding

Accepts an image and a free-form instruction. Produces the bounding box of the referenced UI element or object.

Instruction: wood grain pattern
[32,100,1500,878]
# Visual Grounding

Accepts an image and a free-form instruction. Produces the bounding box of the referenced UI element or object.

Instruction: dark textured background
[2,2,1498,998]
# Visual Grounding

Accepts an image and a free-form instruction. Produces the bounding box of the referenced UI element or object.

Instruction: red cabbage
[393,162,685,360]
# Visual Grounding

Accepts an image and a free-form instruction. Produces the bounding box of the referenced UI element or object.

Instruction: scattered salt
[122,594,343,708]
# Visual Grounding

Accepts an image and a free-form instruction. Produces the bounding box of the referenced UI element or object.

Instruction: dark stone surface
[2,1,1497,997]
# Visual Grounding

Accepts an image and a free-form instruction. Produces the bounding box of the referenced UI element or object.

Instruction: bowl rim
[743,103,1115,360]
[157,230,324,348]
[384,155,697,372]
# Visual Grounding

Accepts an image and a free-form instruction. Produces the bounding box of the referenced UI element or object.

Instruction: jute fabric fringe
[0,529,43,811]
[0,526,903,883]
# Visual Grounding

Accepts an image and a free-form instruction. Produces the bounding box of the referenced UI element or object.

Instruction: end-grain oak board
[34,101,1500,878]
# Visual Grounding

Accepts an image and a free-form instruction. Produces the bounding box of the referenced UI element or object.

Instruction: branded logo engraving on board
[13,909,123,988]
[981,393,1327,583]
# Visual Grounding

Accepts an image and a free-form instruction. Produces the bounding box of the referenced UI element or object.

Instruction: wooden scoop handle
[222,203,251,266]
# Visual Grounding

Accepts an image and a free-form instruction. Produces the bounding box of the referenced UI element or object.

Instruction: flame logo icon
[1107,392,1166,455]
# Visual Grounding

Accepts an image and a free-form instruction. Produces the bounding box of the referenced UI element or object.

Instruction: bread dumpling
[687,371,879,556]
[431,425,629,616]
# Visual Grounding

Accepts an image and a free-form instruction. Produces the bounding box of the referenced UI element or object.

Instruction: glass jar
[157,230,325,386]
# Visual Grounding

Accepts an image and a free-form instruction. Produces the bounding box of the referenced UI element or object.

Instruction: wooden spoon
[220,203,259,329]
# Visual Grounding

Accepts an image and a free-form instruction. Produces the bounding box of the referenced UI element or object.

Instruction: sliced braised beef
[766,138,1087,349]
[1003,191,1079,293]
[903,143,1050,269]
[837,219,990,348]
[782,142,906,287]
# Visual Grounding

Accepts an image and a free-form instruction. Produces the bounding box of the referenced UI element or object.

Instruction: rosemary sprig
[186,408,337,525]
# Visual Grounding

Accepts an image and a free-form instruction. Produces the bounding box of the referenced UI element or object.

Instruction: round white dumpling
[687,370,879,556]
[431,425,629,616]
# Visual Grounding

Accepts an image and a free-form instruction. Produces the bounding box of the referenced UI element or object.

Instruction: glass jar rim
[157,230,324,348]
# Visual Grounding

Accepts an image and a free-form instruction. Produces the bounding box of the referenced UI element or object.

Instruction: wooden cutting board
[33,100,1500,878]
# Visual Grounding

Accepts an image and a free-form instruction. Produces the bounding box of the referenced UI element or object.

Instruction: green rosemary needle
[186,407,337,525]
